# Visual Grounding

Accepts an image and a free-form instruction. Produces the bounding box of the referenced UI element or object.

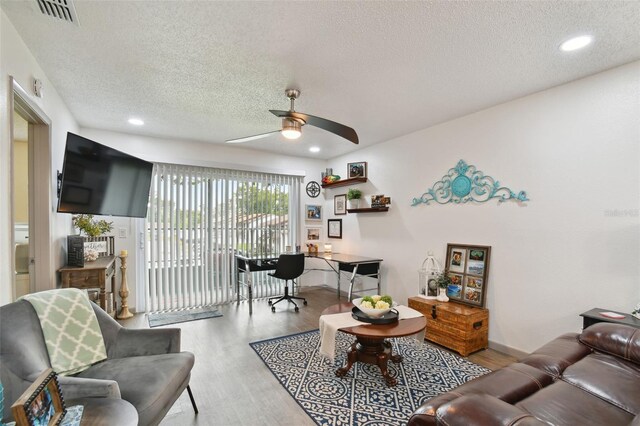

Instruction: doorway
[11,77,53,299]
[12,110,30,297]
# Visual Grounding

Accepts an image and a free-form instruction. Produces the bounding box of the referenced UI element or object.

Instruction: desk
[236,252,383,314]
[59,256,117,316]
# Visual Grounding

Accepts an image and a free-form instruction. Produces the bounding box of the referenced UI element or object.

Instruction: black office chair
[268,253,307,312]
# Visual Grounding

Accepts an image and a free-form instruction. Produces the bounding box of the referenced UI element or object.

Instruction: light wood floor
[120,286,517,426]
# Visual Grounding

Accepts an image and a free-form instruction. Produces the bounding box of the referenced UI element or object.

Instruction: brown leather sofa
[408,323,640,426]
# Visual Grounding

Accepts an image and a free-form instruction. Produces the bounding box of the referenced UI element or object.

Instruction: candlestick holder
[117,253,134,319]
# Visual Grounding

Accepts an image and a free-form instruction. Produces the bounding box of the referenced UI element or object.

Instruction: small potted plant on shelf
[72,214,113,237]
[434,270,452,302]
[347,188,362,209]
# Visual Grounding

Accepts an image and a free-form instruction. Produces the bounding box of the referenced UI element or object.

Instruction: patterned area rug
[148,306,222,327]
[250,329,490,426]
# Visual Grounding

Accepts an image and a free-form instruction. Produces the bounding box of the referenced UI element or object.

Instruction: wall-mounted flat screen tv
[57,132,153,218]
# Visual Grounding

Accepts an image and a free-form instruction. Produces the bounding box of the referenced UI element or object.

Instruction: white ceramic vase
[436,288,449,302]
[348,199,359,209]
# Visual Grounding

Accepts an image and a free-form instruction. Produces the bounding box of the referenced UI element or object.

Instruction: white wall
[325,61,640,354]
[77,128,328,311]
[0,10,78,305]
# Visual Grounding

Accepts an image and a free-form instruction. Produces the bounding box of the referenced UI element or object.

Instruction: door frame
[10,77,53,297]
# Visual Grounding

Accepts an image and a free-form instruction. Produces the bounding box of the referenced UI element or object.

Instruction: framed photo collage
[445,244,491,308]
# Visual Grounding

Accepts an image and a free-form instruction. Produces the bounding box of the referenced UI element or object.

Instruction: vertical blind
[145,163,302,312]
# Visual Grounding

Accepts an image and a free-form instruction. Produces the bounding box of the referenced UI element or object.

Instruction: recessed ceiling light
[559,35,593,52]
[128,118,144,126]
[309,146,320,153]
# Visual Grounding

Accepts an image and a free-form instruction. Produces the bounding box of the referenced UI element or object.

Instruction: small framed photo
[371,195,391,207]
[328,219,342,239]
[347,161,367,179]
[447,273,464,298]
[12,368,66,426]
[334,194,347,215]
[465,276,483,289]
[445,244,491,307]
[306,227,321,241]
[305,204,322,221]
[448,248,466,273]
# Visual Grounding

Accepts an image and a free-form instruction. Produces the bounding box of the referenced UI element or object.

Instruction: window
[145,163,302,312]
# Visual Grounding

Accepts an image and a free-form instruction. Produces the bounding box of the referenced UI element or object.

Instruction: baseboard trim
[488,340,528,360]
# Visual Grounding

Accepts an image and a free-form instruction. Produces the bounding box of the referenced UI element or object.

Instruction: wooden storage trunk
[408,297,489,357]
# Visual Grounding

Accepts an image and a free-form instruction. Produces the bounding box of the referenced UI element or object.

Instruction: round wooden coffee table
[322,302,426,386]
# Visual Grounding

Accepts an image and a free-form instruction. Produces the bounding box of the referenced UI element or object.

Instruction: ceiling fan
[225,89,359,145]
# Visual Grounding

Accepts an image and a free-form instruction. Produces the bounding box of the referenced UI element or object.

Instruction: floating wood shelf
[347,207,389,213]
[321,177,367,188]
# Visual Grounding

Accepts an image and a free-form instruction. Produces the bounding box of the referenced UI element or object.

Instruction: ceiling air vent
[36,0,79,26]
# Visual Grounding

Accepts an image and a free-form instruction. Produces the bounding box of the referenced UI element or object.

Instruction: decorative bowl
[352,297,397,318]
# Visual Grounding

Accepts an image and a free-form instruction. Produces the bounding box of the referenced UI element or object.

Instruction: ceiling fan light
[281,118,302,140]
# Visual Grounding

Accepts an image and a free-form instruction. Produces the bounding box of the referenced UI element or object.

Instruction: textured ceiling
[2,1,639,159]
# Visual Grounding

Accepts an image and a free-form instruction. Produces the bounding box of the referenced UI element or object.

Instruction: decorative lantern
[418,252,442,299]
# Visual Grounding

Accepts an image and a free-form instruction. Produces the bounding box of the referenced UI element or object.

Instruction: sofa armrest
[437,394,547,426]
[57,376,121,399]
[579,323,640,365]
[109,327,181,358]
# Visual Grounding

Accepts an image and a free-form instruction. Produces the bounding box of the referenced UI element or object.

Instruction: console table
[580,307,640,329]
[59,256,117,316]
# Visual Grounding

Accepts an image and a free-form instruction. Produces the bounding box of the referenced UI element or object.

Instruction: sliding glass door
[145,163,302,312]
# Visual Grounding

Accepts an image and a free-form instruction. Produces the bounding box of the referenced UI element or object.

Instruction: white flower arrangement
[84,248,99,262]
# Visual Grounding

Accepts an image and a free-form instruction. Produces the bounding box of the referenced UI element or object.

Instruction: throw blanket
[319,305,425,362]
[22,288,107,376]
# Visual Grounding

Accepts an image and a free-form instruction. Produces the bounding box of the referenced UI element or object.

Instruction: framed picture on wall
[347,161,367,178]
[445,243,491,308]
[306,227,321,241]
[328,219,342,239]
[334,194,347,215]
[305,204,322,221]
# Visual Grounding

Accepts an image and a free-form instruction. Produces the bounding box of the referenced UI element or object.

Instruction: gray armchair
[0,299,197,425]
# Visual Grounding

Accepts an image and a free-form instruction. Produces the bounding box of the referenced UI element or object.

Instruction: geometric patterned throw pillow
[22,288,107,376]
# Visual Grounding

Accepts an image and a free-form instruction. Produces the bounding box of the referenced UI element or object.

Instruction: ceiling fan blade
[270,110,359,144]
[225,130,280,144]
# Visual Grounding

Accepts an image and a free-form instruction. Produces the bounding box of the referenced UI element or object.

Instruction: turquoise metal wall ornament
[411,160,529,206]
